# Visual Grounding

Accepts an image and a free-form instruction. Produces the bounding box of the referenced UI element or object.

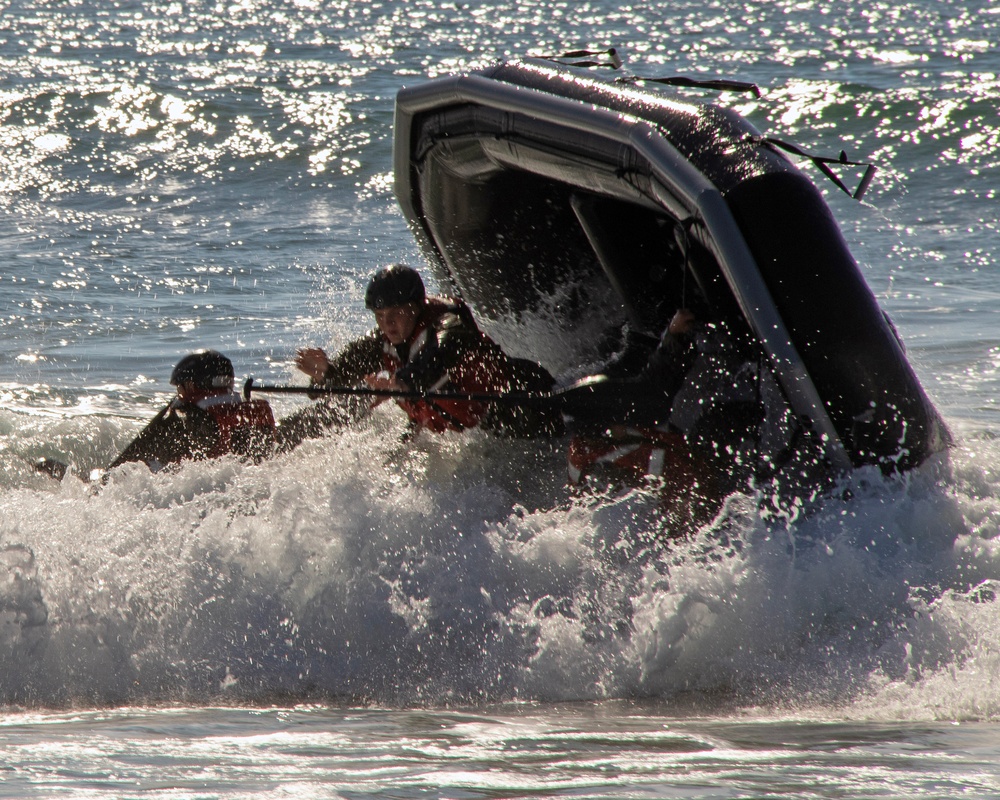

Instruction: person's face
[176,380,230,402]
[176,381,200,402]
[374,303,421,345]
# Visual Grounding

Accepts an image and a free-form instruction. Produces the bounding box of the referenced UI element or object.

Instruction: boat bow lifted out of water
[392,56,950,491]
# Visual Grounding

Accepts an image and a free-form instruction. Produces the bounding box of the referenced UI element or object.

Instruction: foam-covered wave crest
[3,407,1000,719]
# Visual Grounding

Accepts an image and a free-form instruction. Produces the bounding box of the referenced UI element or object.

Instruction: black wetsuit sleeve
[567,330,697,432]
[108,402,219,470]
[318,330,384,388]
[617,330,697,427]
[639,329,697,398]
[274,332,383,453]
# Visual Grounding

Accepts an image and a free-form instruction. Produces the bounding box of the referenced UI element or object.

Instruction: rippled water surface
[3,0,1000,796]
[6,705,1000,799]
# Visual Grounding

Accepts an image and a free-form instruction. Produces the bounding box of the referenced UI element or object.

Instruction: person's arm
[276,332,385,451]
[295,330,383,389]
[566,310,698,432]
[326,332,383,384]
[639,309,698,397]
[108,402,219,471]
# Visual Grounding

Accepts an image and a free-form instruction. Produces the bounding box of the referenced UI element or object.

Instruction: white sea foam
[2,398,997,719]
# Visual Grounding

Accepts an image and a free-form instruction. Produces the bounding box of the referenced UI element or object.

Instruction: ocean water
[2,0,1000,796]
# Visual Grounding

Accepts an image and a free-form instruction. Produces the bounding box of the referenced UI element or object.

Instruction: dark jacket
[110,393,276,471]
[276,297,562,449]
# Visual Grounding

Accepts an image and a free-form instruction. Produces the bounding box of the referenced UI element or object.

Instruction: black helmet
[364,264,425,310]
[170,350,234,390]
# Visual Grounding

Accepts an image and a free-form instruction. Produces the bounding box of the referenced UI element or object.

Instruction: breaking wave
[3,396,998,722]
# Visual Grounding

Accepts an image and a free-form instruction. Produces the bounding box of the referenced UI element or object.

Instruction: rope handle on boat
[620,75,762,98]
[531,52,761,97]
[530,51,873,201]
[750,135,878,201]
[532,48,623,69]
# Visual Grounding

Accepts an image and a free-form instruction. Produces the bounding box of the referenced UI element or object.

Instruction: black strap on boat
[751,352,766,488]
[534,48,623,69]
[674,219,696,309]
[750,135,878,201]
[620,75,761,98]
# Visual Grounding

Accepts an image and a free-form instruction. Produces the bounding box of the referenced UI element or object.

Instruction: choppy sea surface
[2,0,1000,796]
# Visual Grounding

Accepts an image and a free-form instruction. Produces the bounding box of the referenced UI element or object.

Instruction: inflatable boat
[392,56,950,492]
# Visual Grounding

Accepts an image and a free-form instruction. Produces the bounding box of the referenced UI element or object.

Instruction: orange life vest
[381,298,507,433]
[568,425,720,534]
[198,394,276,459]
[567,426,693,486]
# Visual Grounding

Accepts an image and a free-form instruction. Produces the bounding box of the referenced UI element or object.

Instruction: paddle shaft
[242,377,559,406]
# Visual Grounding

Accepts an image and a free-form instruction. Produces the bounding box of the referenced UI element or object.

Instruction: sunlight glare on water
[3,0,1000,796]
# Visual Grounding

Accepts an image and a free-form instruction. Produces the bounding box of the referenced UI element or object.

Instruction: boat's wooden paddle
[243,375,640,423]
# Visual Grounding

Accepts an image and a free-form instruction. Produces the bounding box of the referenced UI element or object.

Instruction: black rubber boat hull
[393,59,950,477]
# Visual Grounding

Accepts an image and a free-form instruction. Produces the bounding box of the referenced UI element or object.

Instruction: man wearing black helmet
[107,349,276,472]
[276,264,560,449]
